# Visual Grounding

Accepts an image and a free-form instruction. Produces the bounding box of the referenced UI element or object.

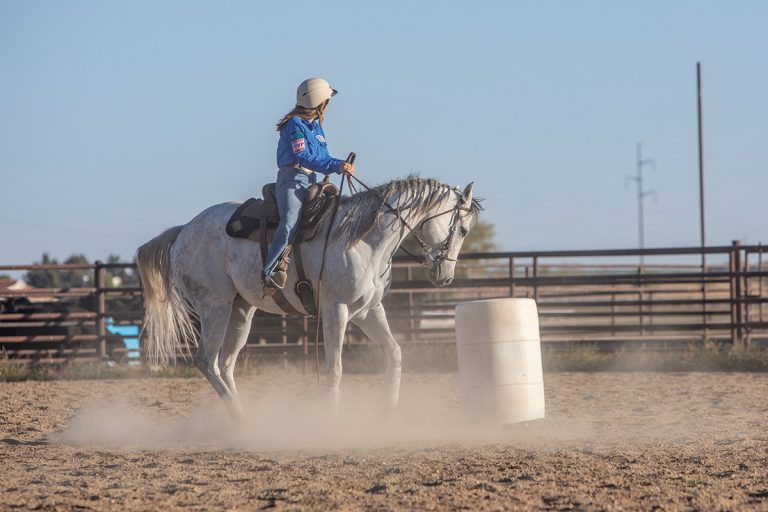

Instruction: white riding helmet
[296,77,337,109]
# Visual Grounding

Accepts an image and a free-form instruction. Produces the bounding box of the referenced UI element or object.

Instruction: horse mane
[334,175,481,247]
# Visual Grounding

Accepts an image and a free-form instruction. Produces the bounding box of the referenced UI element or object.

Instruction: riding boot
[262,270,287,296]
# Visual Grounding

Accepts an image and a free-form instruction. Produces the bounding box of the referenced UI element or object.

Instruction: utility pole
[626,142,656,267]
[697,62,708,337]
[697,62,706,264]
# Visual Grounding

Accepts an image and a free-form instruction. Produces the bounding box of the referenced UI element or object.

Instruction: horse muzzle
[429,263,454,288]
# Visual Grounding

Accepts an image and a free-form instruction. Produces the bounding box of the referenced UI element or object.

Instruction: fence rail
[1,242,766,362]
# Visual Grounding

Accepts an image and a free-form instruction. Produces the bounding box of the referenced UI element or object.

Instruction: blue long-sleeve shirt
[276,116,343,174]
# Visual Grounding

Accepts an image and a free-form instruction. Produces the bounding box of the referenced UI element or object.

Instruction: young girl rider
[262,78,355,291]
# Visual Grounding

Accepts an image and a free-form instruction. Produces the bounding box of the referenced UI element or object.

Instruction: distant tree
[102,254,142,316]
[24,253,61,288]
[461,220,498,253]
[23,253,141,289]
[104,253,139,288]
[25,253,92,289]
[0,273,11,281]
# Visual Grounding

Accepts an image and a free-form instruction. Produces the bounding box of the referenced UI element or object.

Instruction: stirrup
[263,271,286,291]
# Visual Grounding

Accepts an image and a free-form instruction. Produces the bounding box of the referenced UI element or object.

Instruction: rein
[313,153,354,384]
[346,174,430,255]
[346,173,473,267]
[342,173,424,265]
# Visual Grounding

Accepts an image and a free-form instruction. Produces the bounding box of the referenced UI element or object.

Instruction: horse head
[418,181,477,287]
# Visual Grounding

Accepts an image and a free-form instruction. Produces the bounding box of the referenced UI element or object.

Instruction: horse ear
[462,182,474,205]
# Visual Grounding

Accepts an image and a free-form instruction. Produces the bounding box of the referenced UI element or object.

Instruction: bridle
[417,200,473,266]
[346,174,473,268]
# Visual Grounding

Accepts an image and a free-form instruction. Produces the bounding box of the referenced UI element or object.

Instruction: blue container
[106,318,140,360]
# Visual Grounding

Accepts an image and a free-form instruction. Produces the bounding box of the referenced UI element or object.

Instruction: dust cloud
[51,371,491,451]
[49,370,762,451]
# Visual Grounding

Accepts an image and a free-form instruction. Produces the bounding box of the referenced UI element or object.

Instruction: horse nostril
[444,278,453,286]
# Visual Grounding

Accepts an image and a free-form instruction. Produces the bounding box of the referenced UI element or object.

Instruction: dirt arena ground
[1,370,767,511]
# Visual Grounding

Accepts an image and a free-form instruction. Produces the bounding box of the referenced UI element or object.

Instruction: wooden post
[648,291,654,326]
[702,256,709,343]
[733,241,743,346]
[95,261,107,359]
[509,256,515,298]
[697,64,708,343]
[729,243,737,345]
[524,265,530,298]
[744,248,751,345]
[759,244,765,324]
[638,265,645,336]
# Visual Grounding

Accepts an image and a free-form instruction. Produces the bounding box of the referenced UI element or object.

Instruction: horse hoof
[227,403,244,420]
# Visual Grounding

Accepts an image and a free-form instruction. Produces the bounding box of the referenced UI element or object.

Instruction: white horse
[136,176,479,417]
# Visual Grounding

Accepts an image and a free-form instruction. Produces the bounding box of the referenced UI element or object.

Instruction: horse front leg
[321,302,349,413]
[351,303,402,411]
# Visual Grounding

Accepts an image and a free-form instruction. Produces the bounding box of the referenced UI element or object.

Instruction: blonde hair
[276,100,328,131]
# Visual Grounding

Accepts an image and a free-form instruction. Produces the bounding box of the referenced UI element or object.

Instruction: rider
[262,77,355,291]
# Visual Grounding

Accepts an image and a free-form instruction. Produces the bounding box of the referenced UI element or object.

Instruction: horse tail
[136,226,197,366]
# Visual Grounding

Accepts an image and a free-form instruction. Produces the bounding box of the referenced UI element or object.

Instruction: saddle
[225,177,339,316]
[226,180,338,244]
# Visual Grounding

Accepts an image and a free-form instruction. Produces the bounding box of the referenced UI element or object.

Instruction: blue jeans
[262,167,317,275]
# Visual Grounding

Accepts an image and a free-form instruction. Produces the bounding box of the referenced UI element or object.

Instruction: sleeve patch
[291,138,305,153]
[290,130,304,141]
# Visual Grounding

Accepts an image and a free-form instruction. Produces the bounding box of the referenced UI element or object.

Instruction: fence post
[733,241,744,346]
[759,243,765,324]
[95,261,107,359]
[744,247,751,345]
[648,291,654,326]
[524,265,530,297]
[407,265,415,342]
[509,256,515,298]
[533,256,539,302]
[638,265,645,336]
[728,242,742,345]
[702,248,709,343]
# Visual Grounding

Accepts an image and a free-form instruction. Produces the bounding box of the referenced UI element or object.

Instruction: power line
[625,142,656,266]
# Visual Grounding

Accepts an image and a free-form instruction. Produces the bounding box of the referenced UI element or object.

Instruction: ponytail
[275,100,329,131]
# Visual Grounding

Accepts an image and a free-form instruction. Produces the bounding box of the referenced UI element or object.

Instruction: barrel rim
[455,297,537,309]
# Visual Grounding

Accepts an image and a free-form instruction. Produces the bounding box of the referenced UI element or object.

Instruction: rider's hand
[339,162,355,175]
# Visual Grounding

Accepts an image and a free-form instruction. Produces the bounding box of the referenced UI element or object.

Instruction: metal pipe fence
[1,243,767,362]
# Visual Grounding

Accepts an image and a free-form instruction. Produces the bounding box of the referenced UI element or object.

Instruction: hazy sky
[1,1,766,266]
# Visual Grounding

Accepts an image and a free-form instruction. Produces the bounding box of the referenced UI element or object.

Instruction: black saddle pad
[225,181,338,243]
[225,198,277,241]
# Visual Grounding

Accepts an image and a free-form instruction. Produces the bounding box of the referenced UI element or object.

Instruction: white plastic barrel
[455,298,545,424]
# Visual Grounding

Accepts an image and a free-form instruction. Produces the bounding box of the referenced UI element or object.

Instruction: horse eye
[459,227,468,237]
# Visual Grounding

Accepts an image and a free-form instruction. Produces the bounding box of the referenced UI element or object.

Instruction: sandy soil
[1,370,767,511]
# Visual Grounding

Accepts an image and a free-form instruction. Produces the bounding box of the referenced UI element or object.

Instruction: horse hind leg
[218,294,256,401]
[194,302,243,418]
